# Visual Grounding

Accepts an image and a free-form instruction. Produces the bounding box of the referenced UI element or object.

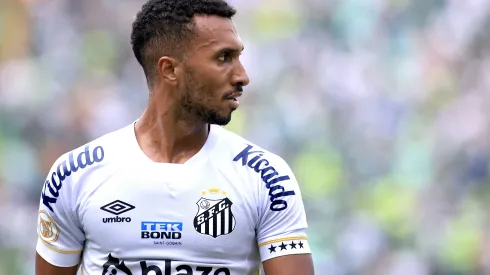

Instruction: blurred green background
[1,0,490,274]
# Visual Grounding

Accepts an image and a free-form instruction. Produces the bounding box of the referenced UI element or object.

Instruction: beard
[179,68,234,126]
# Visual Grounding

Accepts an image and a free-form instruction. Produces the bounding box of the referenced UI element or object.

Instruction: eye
[218,52,231,62]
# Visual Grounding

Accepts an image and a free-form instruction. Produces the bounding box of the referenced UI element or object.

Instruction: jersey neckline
[125,120,219,168]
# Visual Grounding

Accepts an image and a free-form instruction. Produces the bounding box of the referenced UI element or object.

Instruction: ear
[157,56,179,84]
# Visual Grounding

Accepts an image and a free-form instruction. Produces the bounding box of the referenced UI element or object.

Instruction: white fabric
[36,122,311,274]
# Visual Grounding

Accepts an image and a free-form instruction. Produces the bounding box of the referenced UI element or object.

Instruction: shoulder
[212,126,296,211]
[52,124,130,176]
[212,125,291,170]
[41,124,132,212]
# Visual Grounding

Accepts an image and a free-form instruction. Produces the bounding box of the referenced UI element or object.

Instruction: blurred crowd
[1,0,490,274]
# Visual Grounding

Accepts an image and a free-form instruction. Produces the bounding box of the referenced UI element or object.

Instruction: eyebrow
[217,46,244,55]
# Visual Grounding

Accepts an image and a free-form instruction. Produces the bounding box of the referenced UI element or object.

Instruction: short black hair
[131,0,237,86]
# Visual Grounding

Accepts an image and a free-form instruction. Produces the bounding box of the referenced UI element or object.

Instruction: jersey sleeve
[36,155,85,267]
[255,155,311,262]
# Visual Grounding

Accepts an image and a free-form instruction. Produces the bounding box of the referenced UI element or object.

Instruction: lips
[225,92,242,101]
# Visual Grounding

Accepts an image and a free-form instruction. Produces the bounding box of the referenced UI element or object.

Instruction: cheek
[189,85,215,107]
[201,80,223,101]
[190,68,229,104]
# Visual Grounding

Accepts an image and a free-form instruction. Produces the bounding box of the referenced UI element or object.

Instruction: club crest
[38,210,60,243]
[193,188,236,238]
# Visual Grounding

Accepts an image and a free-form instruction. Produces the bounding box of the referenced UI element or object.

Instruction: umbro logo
[101,200,135,215]
[101,200,135,223]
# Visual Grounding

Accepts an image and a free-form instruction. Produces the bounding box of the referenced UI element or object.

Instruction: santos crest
[193,188,236,238]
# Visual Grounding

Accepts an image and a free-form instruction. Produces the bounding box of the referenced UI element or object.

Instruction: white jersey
[36,122,311,275]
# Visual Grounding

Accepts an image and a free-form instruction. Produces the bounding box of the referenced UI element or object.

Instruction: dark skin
[134,15,249,164]
[36,15,314,275]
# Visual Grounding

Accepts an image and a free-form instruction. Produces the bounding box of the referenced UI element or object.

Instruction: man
[35,0,315,274]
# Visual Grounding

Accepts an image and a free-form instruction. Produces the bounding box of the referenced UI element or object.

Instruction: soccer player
[35,0,315,274]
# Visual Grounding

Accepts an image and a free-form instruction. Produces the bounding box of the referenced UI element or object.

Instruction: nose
[231,61,250,89]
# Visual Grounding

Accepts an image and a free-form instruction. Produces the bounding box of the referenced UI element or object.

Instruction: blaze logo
[102,254,131,275]
[101,254,231,275]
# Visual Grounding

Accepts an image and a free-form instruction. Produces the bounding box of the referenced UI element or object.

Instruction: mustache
[223,85,243,98]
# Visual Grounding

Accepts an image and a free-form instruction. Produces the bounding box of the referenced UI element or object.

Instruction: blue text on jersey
[141,222,183,231]
[233,144,296,211]
[42,144,104,212]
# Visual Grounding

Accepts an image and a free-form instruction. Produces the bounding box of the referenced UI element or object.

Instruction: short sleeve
[256,156,311,262]
[36,156,85,267]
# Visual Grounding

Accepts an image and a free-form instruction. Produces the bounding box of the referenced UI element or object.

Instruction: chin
[206,110,233,126]
[212,115,232,126]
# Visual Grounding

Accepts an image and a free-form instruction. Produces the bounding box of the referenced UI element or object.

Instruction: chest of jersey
[79,161,260,274]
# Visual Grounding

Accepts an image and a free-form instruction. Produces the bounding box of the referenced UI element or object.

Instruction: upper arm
[36,253,79,275]
[35,154,86,271]
[263,254,314,275]
[251,151,313,270]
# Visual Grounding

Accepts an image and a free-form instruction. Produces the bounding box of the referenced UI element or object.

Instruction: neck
[134,92,209,164]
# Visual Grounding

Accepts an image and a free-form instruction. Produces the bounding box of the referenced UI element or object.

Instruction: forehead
[189,15,243,53]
